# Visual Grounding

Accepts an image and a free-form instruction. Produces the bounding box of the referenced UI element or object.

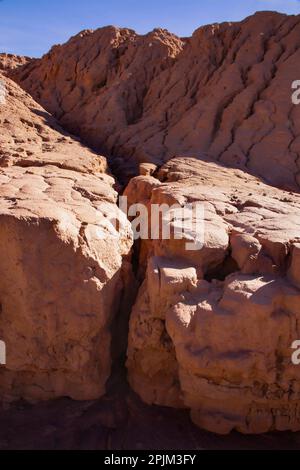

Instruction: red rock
[0,54,30,72]
[126,156,300,434]
[3,11,300,438]
[13,12,300,190]
[0,73,133,402]
[289,243,300,289]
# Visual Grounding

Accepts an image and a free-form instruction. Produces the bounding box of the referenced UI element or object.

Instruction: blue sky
[0,0,299,57]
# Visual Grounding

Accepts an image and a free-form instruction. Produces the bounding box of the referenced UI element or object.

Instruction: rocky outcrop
[0,54,31,72]
[0,73,133,401]
[13,11,300,190]
[12,27,183,182]
[3,10,300,438]
[0,76,108,174]
[126,156,300,434]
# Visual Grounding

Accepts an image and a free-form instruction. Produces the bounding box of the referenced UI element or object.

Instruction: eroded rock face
[0,76,108,173]
[0,54,30,73]
[126,156,300,434]
[12,27,183,182]
[0,73,133,401]
[13,11,300,190]
[3,11,300,437]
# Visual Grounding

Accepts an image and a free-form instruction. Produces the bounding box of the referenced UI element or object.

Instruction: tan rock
[127,256,197,409]
[139,163,157,177]
[167,274,300,434]
[127,156,300,434]
[0,74,133,402]
[230,233,275,274]
[0,75,108,175]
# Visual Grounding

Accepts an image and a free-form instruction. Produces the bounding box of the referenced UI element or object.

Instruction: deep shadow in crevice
[205,253,239,282]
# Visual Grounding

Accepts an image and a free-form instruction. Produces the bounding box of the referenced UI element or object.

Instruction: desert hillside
[13,11,300,189]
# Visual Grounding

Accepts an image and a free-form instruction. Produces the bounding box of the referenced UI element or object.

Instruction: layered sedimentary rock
[126,156,300,434]
[13,11,300,190]
[0,73,133,401]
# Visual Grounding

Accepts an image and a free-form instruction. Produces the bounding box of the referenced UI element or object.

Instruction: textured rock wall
[126,157,300,434]
[13,11,300,190]
[0,54,30,72]
[0,73,133,401]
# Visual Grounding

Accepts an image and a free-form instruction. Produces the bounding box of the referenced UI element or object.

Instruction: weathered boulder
[127,256,197,409]
[0,74,133,401]
[167,274,300,434]
[127,156,300,434]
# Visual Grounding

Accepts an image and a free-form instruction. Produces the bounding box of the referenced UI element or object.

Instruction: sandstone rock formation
[2,10,300,438]
[126,156,300,434]
[12,27,183,182]
[0,72,133,401]
[13,11,300,190]
[0,54,30,73]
